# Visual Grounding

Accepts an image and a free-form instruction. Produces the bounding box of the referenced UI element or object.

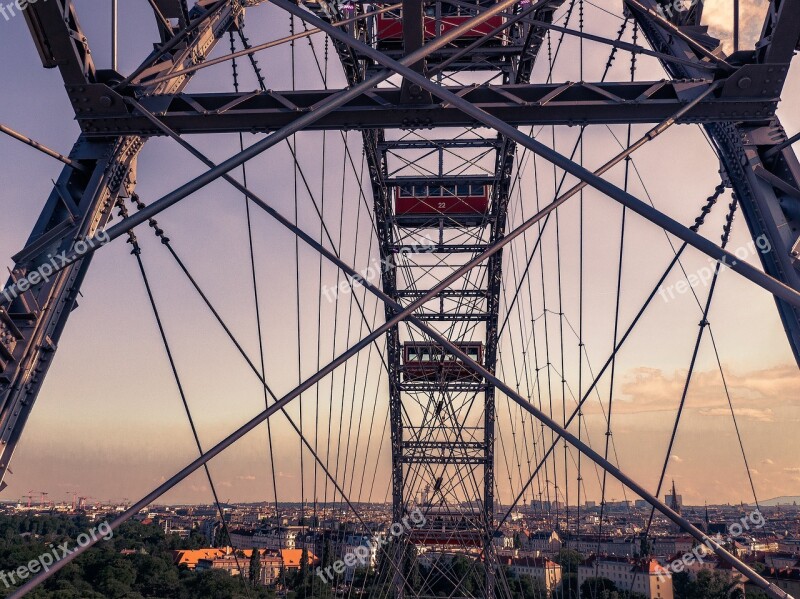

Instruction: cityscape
[0,491,798,597]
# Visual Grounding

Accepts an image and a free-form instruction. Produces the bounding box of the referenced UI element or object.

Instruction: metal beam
[756,0,800,65]
[23,0,95,86]
[0,122,87,172]
[632,0,800,365]
[0,0,247,486]
[380,138,501,150]
[80,80,778,135]
[399,0,427,103]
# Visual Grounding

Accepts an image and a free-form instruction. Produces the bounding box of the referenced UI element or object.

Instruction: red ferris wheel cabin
[375,1,504,45]
[394,183,490,218]
[402,342,484,381]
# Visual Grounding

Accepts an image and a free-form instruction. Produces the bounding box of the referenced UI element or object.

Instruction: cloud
[671,455,683,463]
[783,467,800,474]
[611,364,798,417]
[699,407,774,422]
[701,0,768,51]
[762,459,775,465]
[236,475,257,481]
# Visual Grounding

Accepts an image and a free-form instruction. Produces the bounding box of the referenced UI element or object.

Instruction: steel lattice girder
[297,1,559,594]
[349,1,562,595]
[22,0,96,86]
[74,78,781,135]
[0,0,246,486]
[630,0,800,366]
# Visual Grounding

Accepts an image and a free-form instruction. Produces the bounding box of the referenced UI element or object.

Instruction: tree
[672,571,696,599]
[672,569,741,599]
[694,569,741,599]
[638,535,652,558]
[555,572,580,599]
[555,548,584,574]
[580,576,617,599]
[212,522,230,548]
[742,588,769,599]
[509,571,548,599]
[299,546,310,582]
[514,532,523,550]
[249,547,262,588]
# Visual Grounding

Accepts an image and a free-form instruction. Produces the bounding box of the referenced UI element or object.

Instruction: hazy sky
[0,0,798,510]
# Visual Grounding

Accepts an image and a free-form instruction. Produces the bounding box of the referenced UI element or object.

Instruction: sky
[0,0,798,510]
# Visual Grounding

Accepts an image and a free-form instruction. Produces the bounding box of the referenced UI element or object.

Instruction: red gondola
[394,184,490,217]
[402,342,484,381]
[376,2,504,44]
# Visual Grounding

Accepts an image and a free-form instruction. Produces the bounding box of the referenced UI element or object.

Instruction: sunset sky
[0,0,797,510]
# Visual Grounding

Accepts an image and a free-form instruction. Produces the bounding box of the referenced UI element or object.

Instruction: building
[526,530,562,554]
[196,550,283,585]
[778,539,800,556]
[574,536,636,557]
[651,536,694,557]
[750,538,780,553]
[665,482,682,513]
[339,535,380,581]
[749,567,800,598]
[229,527,297,550]
[577,556,673,599]
[666,482,683,533]
[343,534,380,568]
[184,547,317,585]
[506,557,562,592]
[765,553,800,569]
[172,548,228,570]
[163,518,192,539]
[492,530,515,550]
[280,548,318,571]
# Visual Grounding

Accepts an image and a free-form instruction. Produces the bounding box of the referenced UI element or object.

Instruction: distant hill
[754,496,800,506]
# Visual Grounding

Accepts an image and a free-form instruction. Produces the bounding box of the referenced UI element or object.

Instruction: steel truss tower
[1,1,799,598]
[299,1,567,595]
